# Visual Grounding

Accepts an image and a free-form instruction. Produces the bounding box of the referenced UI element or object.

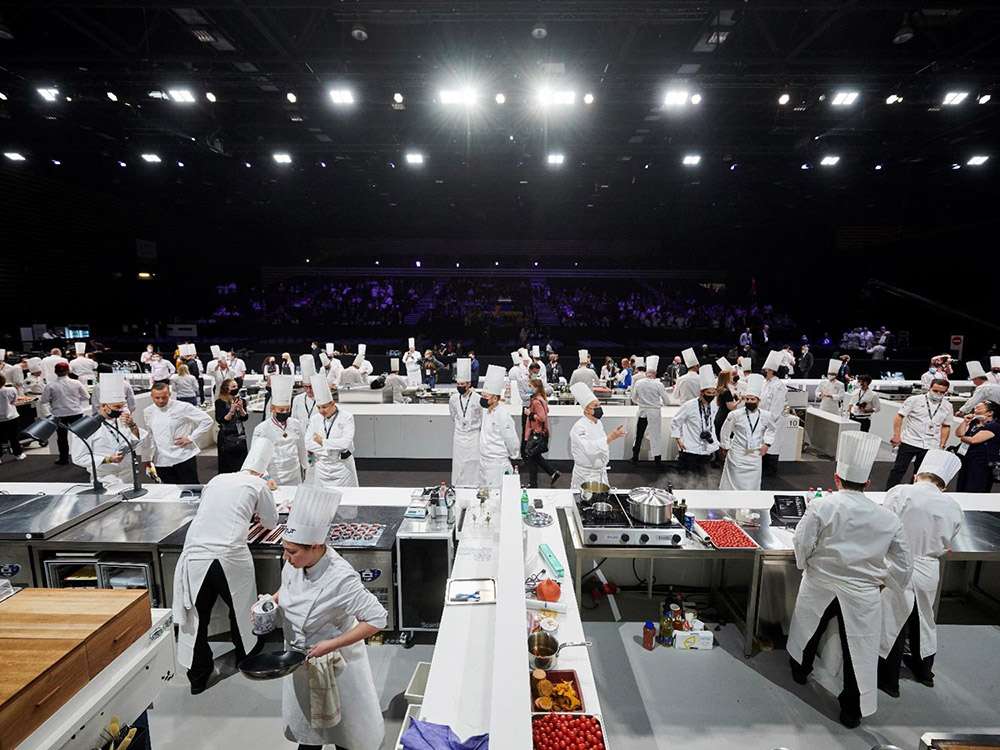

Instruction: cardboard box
[672,630,714,650]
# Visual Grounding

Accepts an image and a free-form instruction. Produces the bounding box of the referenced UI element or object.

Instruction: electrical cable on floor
[579,558,607,580]
[631,558,656,586]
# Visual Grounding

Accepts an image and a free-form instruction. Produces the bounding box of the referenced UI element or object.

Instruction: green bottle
[521,489,530,516]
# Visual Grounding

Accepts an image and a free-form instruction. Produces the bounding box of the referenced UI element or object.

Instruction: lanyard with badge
[924,395,944,440]
[698,399,713,444]
[745,411,761,454]
[324,410,339,439]
[458,392,472,423]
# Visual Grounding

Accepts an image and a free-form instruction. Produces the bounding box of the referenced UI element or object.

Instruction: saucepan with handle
[528,632,592,670]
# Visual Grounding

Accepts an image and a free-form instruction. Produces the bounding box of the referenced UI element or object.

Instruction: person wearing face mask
[797,344,815,379]
[149,351,176,385]
[227,350,247,389]
[886,379,954,490]
[140,343,155,372]
[308,375,359,487]
[631,355,669,468]
[143,381,214,483]
[477,365,521,489]
[261,355,280,411]
[816,359,846,415]
[957,361,1000,416]
[848,374,881,432]
[215,378,249,474]
[988,356,1000,385]
[713,360,741,442]
[569,382,626,489]
[70,373,148,491]
[954,400,999,493]
[719,374,777,491]
[671,368,720,476]
[252,375,307,486]
[21,357,46,397]
[382,358,409,404]
[449,358,482,485]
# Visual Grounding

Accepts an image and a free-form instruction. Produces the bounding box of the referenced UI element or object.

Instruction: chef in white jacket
[307,375,359,487]
[478,364,520,488]
[276,485,387,750]
[670,368,719,474]
[0,350,24,395]
[71,373,149,491]
[671,348,702,404]
[142,382,214,484]
[816,359,846,414]
[878,449,963,697]
[760,350,787,476]
[787,431,912,728]
[631,355,669,468]
[69,342,98,385]
[568,349,601,389]
[449,357,482,485]
[252,375,307,486]
[173,438,278,693]
[403,339,421,387]
[383,358,409,404]
[21,357,45,396]
[989,356,1000,385]
[338,352,367,387]
[569,382,626,489]
[531,345,548,382]
[719,374,776,491]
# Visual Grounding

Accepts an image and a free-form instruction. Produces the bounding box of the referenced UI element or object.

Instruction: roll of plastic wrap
[526,598,568,614]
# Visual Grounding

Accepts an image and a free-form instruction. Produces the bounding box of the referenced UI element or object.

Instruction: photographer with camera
[215,377,249,473]
[670,368,720,476]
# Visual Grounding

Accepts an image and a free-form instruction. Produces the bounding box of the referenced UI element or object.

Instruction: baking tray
[696,519,760,549]
[529,669,586,713]
[445,577,496,605]
[531,713,608,749]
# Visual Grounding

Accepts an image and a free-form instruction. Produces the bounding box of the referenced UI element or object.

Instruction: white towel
[308,650,346,728]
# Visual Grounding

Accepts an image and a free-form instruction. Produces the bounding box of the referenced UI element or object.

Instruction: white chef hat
[456,358,472,382]
[241,437,274,474]
[745,373,766,399]
[408,337,415,349]
[390,358,400,372]
[716,357,734,372]
[319,352,330,367]
[531,345,541,358]
[518,348,529,362]
[827,358,841,375]
[570,381,598,408]
[310,374,333,404]
[681,348,699,368]
[187,344,199,356]
[763,350,783,372]
[99,372,126,404]
[353,353,365,368]
[917,449,962,484]
[699,368,717,390]
[991,356,1000,369]
[0,349,5,359]
[578,349,589,363]
[74,342,87,355]
[284,485,342,545]
[300,354,316,378]
[26,357,42,372]
[210,345,222,359]
[633,356,645,369]
[646,355,660,374]
[270,375,294,407]
[357,344,367,357]
[510,351,520,365]
[966,361,987,380]
[741,357,753,373]
[835,431,881,484]
[482,365,506,396]
[326,343,335,355]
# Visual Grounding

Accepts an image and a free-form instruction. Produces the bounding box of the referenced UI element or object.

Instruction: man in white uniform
[21,357,45,396]
[531,345,548,382]
[338,352,367,387]
[173,438,277,693]
[40,362,91,464]
[382,358,409,404]
[142,381,214,484]
[568,349,601,389]
[478,364,520,488]
[886,378,953,489]
[293,356,319,427]
[228,350,247,387]
[319,351,344,388]
[71,373,149,491]
[69,343,98,385]
[40,347,69,385]
[449,358,482,485]
[631,355,669,468]
[670,368,719,475]
[403,338,421,387]
[569,382,626,489]
[252,375,307,486]
[149,351,175,384]
[671,348,702,405]
[957,361,1000,415]
[988,356,1000,385]
[878,449,963,698]
[719,374,776,491]
[788,431,912,728]
[0,350,24,395]
[848,374,881,432]
[760,350,787,476]
[816,359,845,414]
[308,374,359,487]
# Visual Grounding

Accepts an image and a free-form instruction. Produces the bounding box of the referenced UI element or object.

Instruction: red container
[529,669,586,713]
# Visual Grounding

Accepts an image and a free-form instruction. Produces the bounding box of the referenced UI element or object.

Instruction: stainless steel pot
[527,632,592,670]
[580,481,613,503]
[626,486,674,525]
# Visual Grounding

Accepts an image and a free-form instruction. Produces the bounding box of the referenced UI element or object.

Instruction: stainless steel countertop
[0,492,122,540]
[40,500,199,546]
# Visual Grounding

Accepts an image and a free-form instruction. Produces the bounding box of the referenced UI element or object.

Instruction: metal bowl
[589,501,614,519]
[579,481,611,503]
[238,650,306,680]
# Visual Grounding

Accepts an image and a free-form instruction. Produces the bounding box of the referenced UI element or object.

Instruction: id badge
[746,446,758,455]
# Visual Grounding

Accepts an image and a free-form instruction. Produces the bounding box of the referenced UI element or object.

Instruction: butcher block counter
[0,589,152,750]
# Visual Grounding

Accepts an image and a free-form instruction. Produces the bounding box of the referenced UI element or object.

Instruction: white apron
[880,555,939,659]
[452,429,481,486]
[787,570,882,717]
[281,553,384,750]
[570,465,608,490]
[720,448,761,491]
[478,456,512,489]
[255,419,305,487]
[316,454,359,488]
[820,397,841,415]
[637,407,663,457]
[405,360,421,388]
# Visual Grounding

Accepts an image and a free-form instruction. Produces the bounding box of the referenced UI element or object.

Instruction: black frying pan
[238,650,306,680]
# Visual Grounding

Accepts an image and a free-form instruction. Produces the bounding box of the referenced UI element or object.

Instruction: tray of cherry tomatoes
[695,519,759,549]
[532,713,607,750]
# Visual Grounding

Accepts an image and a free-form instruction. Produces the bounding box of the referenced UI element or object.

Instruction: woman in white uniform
[719,374,776,491]
[569,382,626,489]
[307,375,359,487]
[816,359,845,414]
[449,357,482,485]
[173,439,277,693]
[478,365,520,488]
[252,375,307,486]
[276,486,388,750]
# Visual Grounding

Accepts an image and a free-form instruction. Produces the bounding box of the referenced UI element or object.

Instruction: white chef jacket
[879,481,962,660]
[958,383,1000,415]
[308,409,358,487]
[382,373,409,404]
[40,354,68,385]
[988,371,1000,386]
[449,390,482,486]
[568,367,600,389]
[230,357,247,378]
[919,370,938,389]
[672,371,701,405]
[21,372,45,397]
[291,391,317,428]
[670,397,719,455]
[69,357,98,385]
[403,350,421,387]
[70,418,149,489]
[339,367,366,386]
[479,405,519,462]
[0,386,18,422]
[142,399,214,467]
[850,387,881,418]
[149,358,175,381]
[718,407,776,491]
[816,377,844,414]
[1,363,24,394]
[327,358,345,385]
[40,377,90,417]
[787,490,912,717]
[569,416,610,488]
[898,394,953,449]
[253,415,308,486]
[632,376,668,412]
[780,350,796,371]
[760,376,787,422]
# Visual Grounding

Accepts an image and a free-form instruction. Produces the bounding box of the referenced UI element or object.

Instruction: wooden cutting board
[0,589,149,643]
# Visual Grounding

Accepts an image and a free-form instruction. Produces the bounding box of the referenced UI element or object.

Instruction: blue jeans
[423,376,436,389]
[178,396,199,406]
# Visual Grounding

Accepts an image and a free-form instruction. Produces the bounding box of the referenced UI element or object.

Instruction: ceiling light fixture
[3,152,25,161]
[831,91,859,106]
[943,91,968,105]
[351,24,368,42]
[690,94,702,104]
[778,93,790,105]
[177,161,184,167]
[584,93,594,105]
[439,89,476,105]
[191,28,216,43]
[538,89,575,106]
[287,92,297,103]
[977,94,991,104]
[547,153,565,165]
[206,92,217,102]
[875,164,883,170]
[167,89,195,103]
[532,22,548,39]
[663,90,689,107]
[37,88,59,102]
[800,163,811,170]
[0,92,6,100]
[967,155,989,165]
[495,93,505,104]
[244,161,251,168]
[106,91,118,102]
[886,94,902,104]
[272,153,292,164]
[682,154,701,165]
[893,14,915,45]
[405,152,424,164]
[140,153,161,163]
[329,89,354,104]
[117,160,127,167]
[393,92,403,104]
[820,155,840,166]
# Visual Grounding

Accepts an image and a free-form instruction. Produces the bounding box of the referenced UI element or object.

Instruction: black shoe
[629,457,639,466]
[838,712,861,729]
[916,677,934,688]
[54,459,69,465]
[550,471,561,487]
[878,683,900,698]
[789,657,809,685]
[190,681,208,696]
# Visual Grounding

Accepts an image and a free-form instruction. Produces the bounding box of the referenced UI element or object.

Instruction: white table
[803,407,860,457]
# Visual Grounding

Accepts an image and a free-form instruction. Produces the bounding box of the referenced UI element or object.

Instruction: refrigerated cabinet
[43,555,157,601]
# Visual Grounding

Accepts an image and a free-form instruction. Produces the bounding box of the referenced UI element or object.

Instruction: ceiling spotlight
[951,163,961,170]
[405,152,424,164]
[3,152,25,161]
[943,91,968,105]
[893,14,915,45]
[534,262,539,267]
[875,164,883,170]
[538,89,575,106]
[318,161,327,168]
[439,89,476,105]
[455,262,460,268]
[51,159,61,165]
[205,92,216,103]
[967,156,989,165]
[190,27,216,43]
[663,90,689,107]
[584,93,594,105]
[977,94,991,105]
[351,24,368,42]
[106,91,118,102]
[0,92,6,100]
[415,260,421,268]
[65,96,72,102]
[778,93,791,105]
[286,92,297,103]
[495,93,506,104]
[37,88,59,102]
[167,89,195,103]
[532,22,548,40]
[244,161,251,168]
[831,91,859,106]
[820,155,840,166]
[0,20,13,40]
[494,261,500,266]
[393,92,403,104]
[547,153,565,165]
[329,89,354,104]
[177,161,185,167]
[690,94,702,104]
[886,94,902,104]
[272,153,292,164]
[140,153,161,163]
[682,154,701,165]
[730,163,738,171]
[117,160,127,167]
[800,163,811,170]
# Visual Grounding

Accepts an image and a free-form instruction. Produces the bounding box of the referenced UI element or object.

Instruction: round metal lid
[628,486,673,507]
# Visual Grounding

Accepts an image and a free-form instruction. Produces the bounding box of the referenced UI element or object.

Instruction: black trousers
[157,456,200,484]
[188,559,259,686]
[0,418,22,457]
[849,416,872,433]
[956,455,994,493]
[632,417,660,461]
[525,450,557,488]
[879,602,934,690]
[790,597,862,722]
[761,452,779,476]
[885,442,928,490]
[55,413,83,461]
[679,451,711,475]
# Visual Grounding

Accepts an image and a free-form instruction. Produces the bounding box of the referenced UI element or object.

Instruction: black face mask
[745,402,759,412]
[230,389,239,396]
[702,394,714,403]
[106,409,122,420]
[457,385,468,395]
[592,407,604,420]
[479,397,491,408]
[274,412,290,423]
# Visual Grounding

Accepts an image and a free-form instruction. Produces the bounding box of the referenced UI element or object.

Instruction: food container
[626,486,674,525]
[527,632,591,670]
[696,519,760,549]
[529,669,585,713]
[579,481,612,503]
[538,616,559,638]
[404,661,431,705]
[251,594,278,635]
[531,713,607,750]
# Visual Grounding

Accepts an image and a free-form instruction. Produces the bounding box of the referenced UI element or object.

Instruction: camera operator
[670,369,720,477]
